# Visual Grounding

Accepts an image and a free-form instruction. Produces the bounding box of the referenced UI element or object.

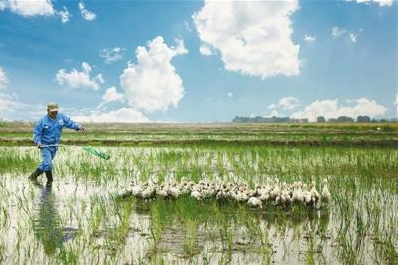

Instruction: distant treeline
[232,115,398,123]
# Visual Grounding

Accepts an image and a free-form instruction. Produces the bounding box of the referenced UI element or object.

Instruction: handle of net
[38,144,61,148]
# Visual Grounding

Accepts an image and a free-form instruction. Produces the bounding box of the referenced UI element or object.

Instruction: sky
[0,0,397,123]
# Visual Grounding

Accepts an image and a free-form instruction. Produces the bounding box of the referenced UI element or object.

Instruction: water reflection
[32,183,75,256]
[129,199,332,264]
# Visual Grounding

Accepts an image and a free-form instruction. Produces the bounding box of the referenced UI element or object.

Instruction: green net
[82,146,110,160]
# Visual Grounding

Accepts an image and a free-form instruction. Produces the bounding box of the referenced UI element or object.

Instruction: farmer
[28,102,85,184]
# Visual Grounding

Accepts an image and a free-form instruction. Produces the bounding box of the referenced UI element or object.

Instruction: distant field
[1,122,397,147]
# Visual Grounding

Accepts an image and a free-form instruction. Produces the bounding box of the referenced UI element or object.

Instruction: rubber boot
[28,168,43,181]
[45,171,53,185]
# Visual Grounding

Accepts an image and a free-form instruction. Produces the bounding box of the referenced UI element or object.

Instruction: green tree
[317,116,326,123]
[357,115,371,122]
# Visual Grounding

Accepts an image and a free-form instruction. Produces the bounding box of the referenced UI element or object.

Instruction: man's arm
[33,120,43,147]
[63,114,85,131]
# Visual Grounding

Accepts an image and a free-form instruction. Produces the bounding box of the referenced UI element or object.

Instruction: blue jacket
[33,113,80,145]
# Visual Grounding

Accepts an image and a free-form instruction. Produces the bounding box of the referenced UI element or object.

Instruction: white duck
[321,179,331,203]
[237,190,249,202]
[259,181,272,201]
[156,184,169,198]
[191,187,202,201]
[281,185,292,205]
[247,197,262,208]
[141,185,156,199]
[310,180,320,206]
[187,181,195,191]
[216,188,229,201]
[292,182,304,204]
[168,183,180,199]
[270,179,281,199]
[131,182,143,197]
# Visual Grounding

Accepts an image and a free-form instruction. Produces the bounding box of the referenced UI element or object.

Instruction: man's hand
[78,126,85,132]
[37,143,43,149]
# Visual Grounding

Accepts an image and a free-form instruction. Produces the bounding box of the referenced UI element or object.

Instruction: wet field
[0,145,397,264]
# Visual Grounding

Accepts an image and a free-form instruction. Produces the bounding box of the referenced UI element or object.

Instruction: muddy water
[0,174,396,264]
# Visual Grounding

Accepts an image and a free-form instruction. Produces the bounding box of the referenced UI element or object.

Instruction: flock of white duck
[131,177,331,209]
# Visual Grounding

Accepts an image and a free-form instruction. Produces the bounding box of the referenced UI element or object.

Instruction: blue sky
[0,0,397,122]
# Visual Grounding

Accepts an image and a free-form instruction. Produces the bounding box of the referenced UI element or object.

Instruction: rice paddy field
[0,122,397,264]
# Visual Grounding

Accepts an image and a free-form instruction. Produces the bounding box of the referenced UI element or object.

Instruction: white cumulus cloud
[331,26,346,38]
[349,33,358,43]
[0,66,9,92]
[278,96,300,110]
[332,26,362,43]
[349,28,363,43]
[291,98,387,122]
[73,108,149,123]
[120,36,187,113]
[345,0,395,7]
[58,6,70,23]
[269,110,279,117]
[193,1,300,79]
[268,96,300,110]
[97,86,125,110]
[0,66,23,119]
[0,0,69,23]
[0,93,24,118]
[303,34,316,42]
[184,21,192,32]
[55,62,104,91]
[0,93,45,121]
[79,2,96,21]
[174,38,188,55]
[199,44,213,56]
[99,47,126,64]
[0,0,55,16]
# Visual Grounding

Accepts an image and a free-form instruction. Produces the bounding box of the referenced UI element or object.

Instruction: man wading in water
[28,102,85,185]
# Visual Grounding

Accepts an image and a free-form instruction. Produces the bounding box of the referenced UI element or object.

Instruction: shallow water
[0,145,397,264]
[0,174,395,265]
